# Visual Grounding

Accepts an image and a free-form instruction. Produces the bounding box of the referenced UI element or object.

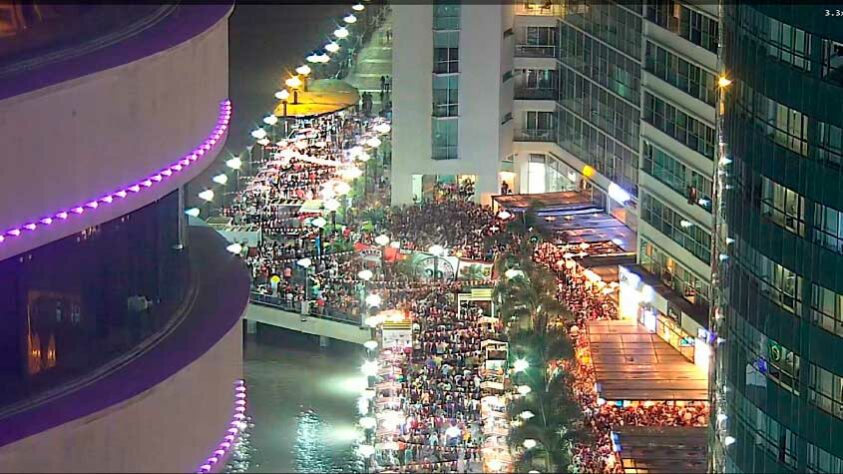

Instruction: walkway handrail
[249,291,361,325]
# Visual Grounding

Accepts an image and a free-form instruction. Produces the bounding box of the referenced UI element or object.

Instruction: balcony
[514,128,556,142]
[514,3,565,16]
[515,44,556,58]
[514,87,557,100]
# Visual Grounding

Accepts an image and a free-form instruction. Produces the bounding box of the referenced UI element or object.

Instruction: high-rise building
[393,0,717,367]
[710,4,843,473]
[0,5,249,471]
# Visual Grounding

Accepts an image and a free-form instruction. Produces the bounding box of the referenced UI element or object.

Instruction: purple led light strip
[197,379,248,473]
[1,99,231,244]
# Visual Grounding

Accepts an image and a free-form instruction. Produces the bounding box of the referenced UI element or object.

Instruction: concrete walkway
[343,13,392,111]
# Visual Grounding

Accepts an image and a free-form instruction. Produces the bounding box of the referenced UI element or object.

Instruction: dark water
[237,326,365,473]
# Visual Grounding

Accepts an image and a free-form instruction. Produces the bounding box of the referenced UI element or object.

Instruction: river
[222,5,370,472]
[230,326,365,473]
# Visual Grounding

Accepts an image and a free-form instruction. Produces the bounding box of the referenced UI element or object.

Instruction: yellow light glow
[718,76,732,88]
[285,75,303,89]
[582,165,595,178]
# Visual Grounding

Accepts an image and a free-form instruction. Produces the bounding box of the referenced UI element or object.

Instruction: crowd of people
[372,291,505,473]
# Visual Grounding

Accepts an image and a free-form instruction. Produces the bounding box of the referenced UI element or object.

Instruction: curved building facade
[0,4,249,472]
[711,4,843,473]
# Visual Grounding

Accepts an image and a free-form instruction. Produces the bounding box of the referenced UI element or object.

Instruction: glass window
[643,92,715,158]
[431,118,458,160]
[642,141,712,211]
[821,39,843,86]
[433,31,459,74]
[645,1,718,53]
[433,0,460,30]
[810,283,843,337]
[817,121,843,166]
[813,203,843,254]
[432,75,459,117]
[645,41,716,105]
[641,193,712,264]
[760,176,805,236]
[734,81,809,157]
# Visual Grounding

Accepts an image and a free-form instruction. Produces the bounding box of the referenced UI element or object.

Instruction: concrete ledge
[246,304,369,345]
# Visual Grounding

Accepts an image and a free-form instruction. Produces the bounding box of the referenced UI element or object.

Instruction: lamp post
[297,257,312,317]
[275,89,291,138]
[428,244,445,282]
[325,198,341,234]
[375,233,390,276]
[311,216,327,257]
[285,75,303,104]
[295,65,311,92]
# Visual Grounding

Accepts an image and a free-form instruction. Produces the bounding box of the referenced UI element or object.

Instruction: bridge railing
[249,292,362,325]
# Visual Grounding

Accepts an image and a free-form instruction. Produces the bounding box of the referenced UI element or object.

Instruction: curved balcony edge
[0,225,250,452]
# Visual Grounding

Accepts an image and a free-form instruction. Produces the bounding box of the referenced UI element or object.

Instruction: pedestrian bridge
[245,295,369,345]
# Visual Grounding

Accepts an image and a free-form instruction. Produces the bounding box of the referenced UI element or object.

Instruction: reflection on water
[233,326,364,473]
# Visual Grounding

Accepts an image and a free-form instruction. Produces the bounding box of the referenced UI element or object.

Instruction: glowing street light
[375,122,391,134]
[361,360,378,377]
[295,64,312,76]
[356,151,371,162]
[285,75,303,89]
[375,234,390,246]
[358,269,374,281]
[212,173,229,185]
[497,210,512,220]
[335,181,352,195]
[505,268,524,280]
[324,198,341,211]
[275,89,290,101]
[363,340,378,351]
[718,76,732,88]
[296,257,312,268]
[352,3,365,11]
[724,436,736,446]
[185,208,201,217]
[198,189,215,202]
[256,138,270,146]
[366,137,382,148]
[226,157,242,170]
[517,385,532,396]
[250,128,267,140]
[523,439,537,450]
[334,27,349,39]
[358,444,375,457]
[513,358,529,373]
[226,243,243,254]
[487,459,503,472]
[428,244,445,256]
[343,14,357,24]
[325,41,340,53]
[359,416,376,429]
[365,294,382,307]
[263,114,279,126]
[519,410,535,420]
[311,216,327,228]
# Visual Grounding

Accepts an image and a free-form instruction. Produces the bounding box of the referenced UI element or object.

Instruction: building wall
[391,4,507,205]
[0,321,242,473]
[0,7,230,261]
[715,4,843,472]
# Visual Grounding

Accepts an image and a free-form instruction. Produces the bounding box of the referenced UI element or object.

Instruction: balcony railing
[514,3,565,16]
[515,45,556,58]
[514,87,557,100]
[250,292,362,325]
[514,128,556,142]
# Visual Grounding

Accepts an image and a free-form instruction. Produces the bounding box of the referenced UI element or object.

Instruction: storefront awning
[586,320,708,401]
[613,426,707,473]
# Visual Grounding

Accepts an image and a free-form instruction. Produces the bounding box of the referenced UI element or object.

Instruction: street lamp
[285,75,303,103]
[325,41,340,53]
[226,243,243,255]
[297,258,312,316]
[375,234,390,246]
[343,14,357,24]
[375,122,391,134]
[366,137,382,148]
[198,189,214,202]
[251,128,267,140]
[365,293,382,308]
[325,198,341,233]
[226,157,242,170]
[497,210,512,220]
[513,358,529,373]
[361,360,378,377]
[311,216,327,256]
[295,65,311,92]
[352,3,365,11]
[334,26,349,39]
[358,269,373,281]
[185,207,201,218]
[212,173,229,185]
